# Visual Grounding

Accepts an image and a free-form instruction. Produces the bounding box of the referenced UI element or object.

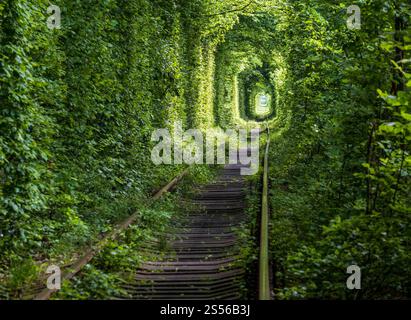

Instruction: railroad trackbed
[116,164,250,300]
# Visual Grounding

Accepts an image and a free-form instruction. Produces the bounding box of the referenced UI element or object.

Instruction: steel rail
[259,125,271,300]
[34,168,189,300]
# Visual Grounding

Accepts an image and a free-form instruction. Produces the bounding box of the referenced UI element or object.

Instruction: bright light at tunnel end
[151,121,260,176]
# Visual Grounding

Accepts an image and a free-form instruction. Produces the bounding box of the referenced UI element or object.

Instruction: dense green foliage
[0,0,410,299]
[263,0,411,299]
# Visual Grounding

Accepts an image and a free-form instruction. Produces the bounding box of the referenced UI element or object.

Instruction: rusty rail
[34,168,189,300]
[259,126,271,300]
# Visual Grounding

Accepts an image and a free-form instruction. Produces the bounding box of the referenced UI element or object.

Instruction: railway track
[33,131,271,300]
[117,164,250,300]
